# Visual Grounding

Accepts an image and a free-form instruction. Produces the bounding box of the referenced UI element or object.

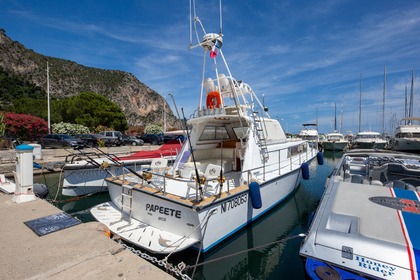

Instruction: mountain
[0,28,178,130]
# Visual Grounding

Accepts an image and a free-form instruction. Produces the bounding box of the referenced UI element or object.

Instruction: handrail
[126,141,316,193]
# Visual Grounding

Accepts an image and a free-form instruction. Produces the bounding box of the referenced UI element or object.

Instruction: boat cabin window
[232,127,249,140]
[396,132,420,138]
[199,126,230,141]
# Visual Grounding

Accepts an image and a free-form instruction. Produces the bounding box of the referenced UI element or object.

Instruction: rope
[186,233,306,269]
[164,208,217,260]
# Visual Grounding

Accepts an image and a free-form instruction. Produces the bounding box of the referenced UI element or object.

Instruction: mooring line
[187,233,306,269]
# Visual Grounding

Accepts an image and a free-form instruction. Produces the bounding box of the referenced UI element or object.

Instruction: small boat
[323,132,349,151]
[90,1,322,255]
[300,149,420,279]
[352,131,387,149]
[389,117,420,153]
[61,141,182,196]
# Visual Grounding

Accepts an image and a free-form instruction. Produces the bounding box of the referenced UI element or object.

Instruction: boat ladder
[252,110,269,162]
[110,184,133,230]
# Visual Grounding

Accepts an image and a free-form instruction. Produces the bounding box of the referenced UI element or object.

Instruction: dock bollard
[12,144,36,203]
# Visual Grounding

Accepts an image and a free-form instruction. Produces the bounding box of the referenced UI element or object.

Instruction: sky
[1,0,419,134]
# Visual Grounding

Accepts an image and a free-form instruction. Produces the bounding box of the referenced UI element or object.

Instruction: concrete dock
[0,146,178,280]
[0,193,176,279]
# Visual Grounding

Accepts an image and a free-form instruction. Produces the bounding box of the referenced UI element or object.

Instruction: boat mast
[405,86,408,125]
[382,65,386,135]
[334,102,337,131]
[340,96,343,133]
[409,67,414,123]
[359,72,362,133]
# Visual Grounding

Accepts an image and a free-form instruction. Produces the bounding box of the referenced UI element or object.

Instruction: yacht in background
[351,131,387,149]
[322,132,349,151]
[389,117,420,153]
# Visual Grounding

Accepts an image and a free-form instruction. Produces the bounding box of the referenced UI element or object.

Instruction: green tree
[8,97,63,123]
[61,92,128,131]
[0,112,5,137]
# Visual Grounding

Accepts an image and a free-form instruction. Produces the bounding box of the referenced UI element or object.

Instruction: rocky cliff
[0,29,178,129]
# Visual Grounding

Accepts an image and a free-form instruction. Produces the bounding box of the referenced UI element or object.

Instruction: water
[34,151,342,279]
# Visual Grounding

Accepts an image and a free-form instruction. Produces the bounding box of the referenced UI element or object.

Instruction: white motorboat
[322,132,349,151]
[61,142,181,196]
[300,149,420,279]
[90,2,322,254]
[352,131,387,149]
[299,123,319,142]
[299,123,320,151]
[389,117,420,153]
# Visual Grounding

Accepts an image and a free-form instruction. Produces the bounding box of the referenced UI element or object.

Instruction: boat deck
[107,172,250,208]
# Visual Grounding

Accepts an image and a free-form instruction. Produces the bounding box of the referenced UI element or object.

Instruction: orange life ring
[206,91,222,109]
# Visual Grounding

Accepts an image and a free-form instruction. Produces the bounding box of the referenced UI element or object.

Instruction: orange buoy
[206,91,222,109]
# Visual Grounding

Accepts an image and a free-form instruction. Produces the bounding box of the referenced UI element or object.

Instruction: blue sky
[1,0,419,134]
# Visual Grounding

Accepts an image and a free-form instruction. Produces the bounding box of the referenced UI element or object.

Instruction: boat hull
[62,163,145,196]
[322,141,348,151]
[392,138,420,152]
[353,141,386,150]
[91,166,304,253]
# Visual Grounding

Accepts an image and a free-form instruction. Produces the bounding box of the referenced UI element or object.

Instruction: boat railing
[130,141,315,199]
[245,142,314,182]
[193,104,251,119]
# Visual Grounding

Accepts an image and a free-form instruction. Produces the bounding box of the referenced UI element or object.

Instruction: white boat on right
[351,131,387,150]
[389,117,420,153]
[300,149,420,279]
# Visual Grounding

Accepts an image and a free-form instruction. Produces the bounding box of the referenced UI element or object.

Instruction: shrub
[4,112,48,141]
[52,122,90,135]
[144,124,163,134]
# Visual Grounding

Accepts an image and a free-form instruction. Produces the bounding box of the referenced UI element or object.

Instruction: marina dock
[0,192,175,279]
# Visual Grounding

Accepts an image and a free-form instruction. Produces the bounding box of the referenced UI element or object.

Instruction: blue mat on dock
[24,212,81,236]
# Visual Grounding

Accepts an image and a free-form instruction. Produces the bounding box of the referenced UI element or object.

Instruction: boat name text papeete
[355,256,396,276]
[145,203,182,219]
[221,193,248,213]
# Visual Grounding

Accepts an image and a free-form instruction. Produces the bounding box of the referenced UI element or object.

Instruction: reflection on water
[34,152,338,279]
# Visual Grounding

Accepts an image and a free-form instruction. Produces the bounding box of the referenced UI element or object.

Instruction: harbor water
[34,151,342,279]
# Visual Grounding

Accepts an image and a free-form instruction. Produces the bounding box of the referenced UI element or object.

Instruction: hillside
[0,29,178,129]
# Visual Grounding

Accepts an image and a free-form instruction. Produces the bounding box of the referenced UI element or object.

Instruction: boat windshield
[199,126,230,141]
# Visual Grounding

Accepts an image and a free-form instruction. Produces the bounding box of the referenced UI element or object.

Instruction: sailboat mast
[409,67,414,122]
[382,65,386,135]
[334,102,337,131]
[405,86,408,124]
[340,96,343,133]
[359,73,362,133]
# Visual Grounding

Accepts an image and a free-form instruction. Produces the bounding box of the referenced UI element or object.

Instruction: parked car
[38,134,85,149]
[139,133,164,145]
[75,134,106,147]
[98,131,123,146]
[122,135,144,146]
[163,134,186,143]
